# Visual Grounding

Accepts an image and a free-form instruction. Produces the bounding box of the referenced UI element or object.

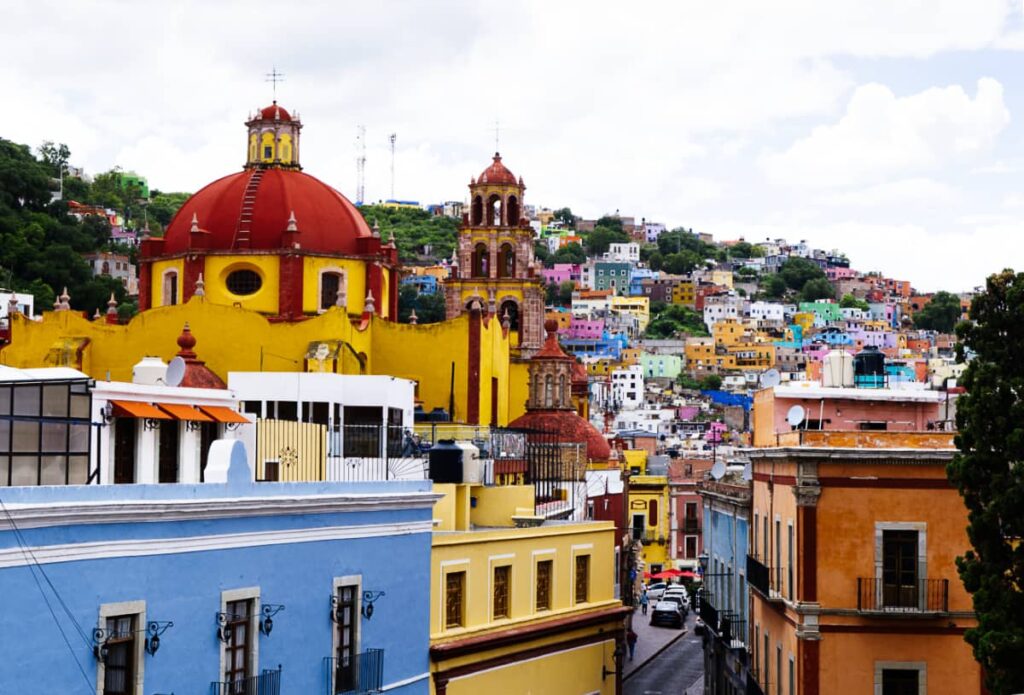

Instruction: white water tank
[132,356,168,385]
[822,350,854,388]
[455,441,482,484]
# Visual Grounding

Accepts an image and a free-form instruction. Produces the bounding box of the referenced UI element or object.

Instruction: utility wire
[0,496,93,692]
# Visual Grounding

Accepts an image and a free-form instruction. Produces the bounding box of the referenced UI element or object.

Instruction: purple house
[567,316,604,340]
[540,263,581,286]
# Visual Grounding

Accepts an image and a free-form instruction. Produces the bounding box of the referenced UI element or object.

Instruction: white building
[1,291,35,319]
[644,222,667,243]
[605,243,640,263]
[747,301,786,323]
[612,407,677,435]
[611,364,645,410]
[703,295,746,330]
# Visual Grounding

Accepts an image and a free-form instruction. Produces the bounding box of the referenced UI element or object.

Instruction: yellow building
[610,296,650,333]
[618,347,642,366]
[671,281,696,307]
[621,450,672,575]
[444,154,545,355]
[708,269,734,289]
[712,319,744,346]
[430,484,628,695]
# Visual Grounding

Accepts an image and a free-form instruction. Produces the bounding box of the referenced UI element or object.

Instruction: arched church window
[471,196,483,226]
[500,299,519,332]
[472,243,489,278]
[226,269,263,296]
[486,194,502,226]
[162,270,178,307]
[320,271,345,311]
[278,134,293,163]
[498,244,515,278]
[559,374,567,407]
[507,195,520,226]
[545,374,554,408]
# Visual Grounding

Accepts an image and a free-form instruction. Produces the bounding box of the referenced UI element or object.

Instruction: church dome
[160,168,372,255]
[258,102,292,121]
[478,153,518,185]
[509,409,612,462]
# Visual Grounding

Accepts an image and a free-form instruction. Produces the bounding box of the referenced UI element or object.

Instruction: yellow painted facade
[610,296,650,332]
[430,483,626,695]
[628,474,671,573]
[1,298,514,426]
[671,281,696,307]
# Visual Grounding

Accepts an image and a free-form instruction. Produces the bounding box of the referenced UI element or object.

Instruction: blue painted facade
[561,331,629,360]
[593,262,631,295]
[0,474,435,694]
[401,275,439,295]
[628,267,657,296]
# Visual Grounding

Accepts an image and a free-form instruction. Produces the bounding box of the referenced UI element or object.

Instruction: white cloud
[819,178,959,207]
[761,79,1010,188]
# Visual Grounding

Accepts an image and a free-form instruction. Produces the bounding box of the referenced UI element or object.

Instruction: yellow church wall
[260,132,275,162]
[508,360,530,421]
[380,267,391,320]
[277,133,293,164]
[150,258,185,307]
[300,257,367,315]
[203,255,281,315]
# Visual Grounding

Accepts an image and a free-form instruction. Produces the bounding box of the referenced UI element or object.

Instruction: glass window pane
[12,385,40,417]
[68,455,88,484]
[0,386,10,416]
[70,393,90,419]
[0,420,9,453]
[69,424,89,453]
[11,456,37,485]
[41,423,67,452]
[0,456,9,486]
[12,422,39,452]
[42,384,69,417]
[40,456,65,485]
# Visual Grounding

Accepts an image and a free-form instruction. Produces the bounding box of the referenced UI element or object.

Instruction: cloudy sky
[4,0,1024,292]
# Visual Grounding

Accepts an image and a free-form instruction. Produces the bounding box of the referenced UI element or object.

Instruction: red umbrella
[677,570,697,579]
[650,570,674,580]
[662,568,684,577]
[642,571,653,579]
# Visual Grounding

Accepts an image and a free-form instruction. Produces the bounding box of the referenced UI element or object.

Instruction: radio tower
[355,125,366,205]
[388,133,397,201]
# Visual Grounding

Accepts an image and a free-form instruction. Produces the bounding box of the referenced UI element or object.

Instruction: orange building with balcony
[744,425,982,695]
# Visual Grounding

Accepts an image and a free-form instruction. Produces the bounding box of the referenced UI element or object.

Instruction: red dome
[160,168,371,255]
[478,153,518,185]
[509,410,611,462]
[258,102,292,121]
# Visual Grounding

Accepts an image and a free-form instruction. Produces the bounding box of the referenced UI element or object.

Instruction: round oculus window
[225,269,263,295]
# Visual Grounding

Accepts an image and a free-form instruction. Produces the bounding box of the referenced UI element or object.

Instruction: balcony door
[113,418,136,484]
[882,530,919,609]
[632,514,644,541]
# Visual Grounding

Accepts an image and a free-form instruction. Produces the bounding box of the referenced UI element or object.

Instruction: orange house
[745,428,982,695]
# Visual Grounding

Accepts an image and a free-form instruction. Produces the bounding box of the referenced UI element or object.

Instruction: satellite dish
[786,405,806,427]
[710,460,726,480]
[760,369,781,389]
[165,357,186,388]
[742,463,753,481]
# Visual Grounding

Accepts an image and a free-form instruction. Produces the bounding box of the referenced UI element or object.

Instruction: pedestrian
[640,589,649,615]
[626,628,638,662]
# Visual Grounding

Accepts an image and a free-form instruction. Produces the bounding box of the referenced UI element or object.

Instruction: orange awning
[198,405,251,424]
[111,400,172,420]
[157,403,214,422]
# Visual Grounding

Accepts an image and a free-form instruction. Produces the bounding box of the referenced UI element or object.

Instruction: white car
[645,582,668,601]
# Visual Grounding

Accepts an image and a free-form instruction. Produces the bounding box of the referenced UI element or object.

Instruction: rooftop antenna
[388,133,397,201]
[760,369,781,389]
[265,67,285,101]
[355,125,366,206]
[493,119,500,152]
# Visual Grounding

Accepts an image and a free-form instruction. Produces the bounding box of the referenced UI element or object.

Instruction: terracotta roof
[257,101,292,121]
[477,153,518,185]
[159,167,371,255]
[534,319,573,360]
[174,323,227,389]
[508,409,611,462]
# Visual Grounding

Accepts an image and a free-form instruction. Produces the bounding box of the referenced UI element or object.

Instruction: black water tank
[854,345,886,377]
[428,439,463,483]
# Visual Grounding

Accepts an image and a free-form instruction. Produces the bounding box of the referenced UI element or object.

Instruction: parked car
[662,590,689,615]
[664,586,689,602]
[650,600,684,629]
[645,582,668,601]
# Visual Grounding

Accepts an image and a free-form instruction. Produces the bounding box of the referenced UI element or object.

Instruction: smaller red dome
[509,410,611,462]
[258,102,292,121]
[478,153,518,185]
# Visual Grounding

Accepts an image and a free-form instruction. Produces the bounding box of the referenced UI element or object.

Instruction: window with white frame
[332,576,361,694]
[96,600,146,695]
[219,588,259,688]
[875,661,926,695]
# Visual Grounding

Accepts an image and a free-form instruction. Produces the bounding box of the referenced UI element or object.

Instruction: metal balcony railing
[746,554,773,598]
[746,669,766,695]
[632,529,664,544]
[682,518,700,534]
[323,649,384,695]
[856,578,949,614]
[210,666,282,695]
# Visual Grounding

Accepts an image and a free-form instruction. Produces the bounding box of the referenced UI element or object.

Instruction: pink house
[826,266,858,282]
[541,263,582,286]
[567,316,604,339]
[669,458,713,569]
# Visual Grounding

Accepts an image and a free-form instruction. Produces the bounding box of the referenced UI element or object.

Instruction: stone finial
[190,213,200,234]
[388,229,396,246]
[409,308,418,325]
[335,285,347,308]
[93,308,102,320]
[364,290,375,314]
[501,310,511,330]
[106,292,118,316]
[176,322,197,359]
[7,294,18,316]
[57,287,70,311]
[372,219,381,239]
[194,273,206,297]
[468,297,483,313]
[287,210,298,232]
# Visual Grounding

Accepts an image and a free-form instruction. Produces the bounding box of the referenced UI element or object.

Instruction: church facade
[444,154,545,355]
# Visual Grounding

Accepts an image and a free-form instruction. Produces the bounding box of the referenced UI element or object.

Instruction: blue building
[401,274,439,295]
[628,267,657,296]
[593,261,631,295]
[561,331,629,361]
[699,469,756,694]
[0,440,436,695]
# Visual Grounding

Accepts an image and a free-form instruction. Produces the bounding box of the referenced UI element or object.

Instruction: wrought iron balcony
[633,530,664,545]
[210,666,282,695]
[856,578,949,614]
[682,518,701,534]
[746,554,776,599]
[746,669,766,695]
[323,649,384,695]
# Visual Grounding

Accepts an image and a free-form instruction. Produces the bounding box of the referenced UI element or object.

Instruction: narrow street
[624,611,704,695]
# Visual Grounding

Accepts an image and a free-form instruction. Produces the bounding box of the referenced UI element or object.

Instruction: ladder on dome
[232,169,265,248]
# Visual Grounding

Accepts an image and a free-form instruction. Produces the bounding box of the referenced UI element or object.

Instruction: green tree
[779,257,826,291]
[645,304,708,338]
[947,270,1024,695]
[763,274,787,298]
[595,215,623,233]
[728,241,763,259]
[736,266,758,279]
[553,207,575,228]
[585,225,629,256]
[914,291,963,333]
[558,280,574,305]
[357,204,459,262]
[662,250,702,275]
[397,284,445,324]
[551,242,586,266]
[677,373,701,390]
[840,293,870,311]
[147,191,191,227]
[800,277,835,302]
[700,374,723,390]
[37,141,70,177]
[647,250,664,272]
[534,241,552,267]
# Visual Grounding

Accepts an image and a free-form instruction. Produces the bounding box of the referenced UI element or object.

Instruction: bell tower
[245,101,302,170]
[445,153,545,355]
